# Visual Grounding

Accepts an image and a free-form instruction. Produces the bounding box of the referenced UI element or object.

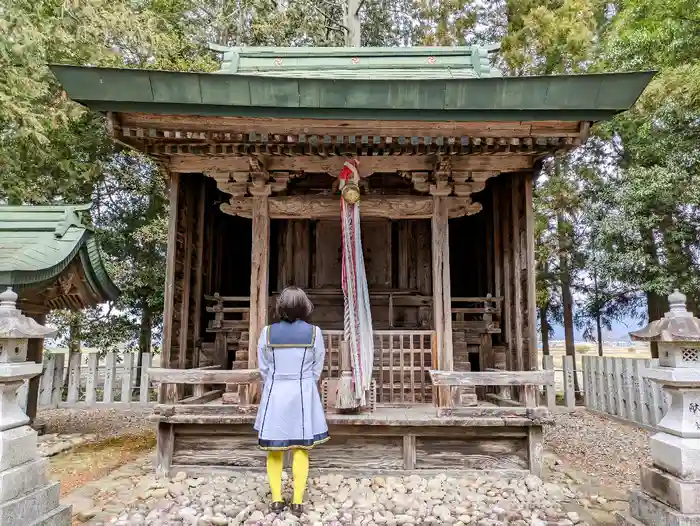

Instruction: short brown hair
[276,286,313,322]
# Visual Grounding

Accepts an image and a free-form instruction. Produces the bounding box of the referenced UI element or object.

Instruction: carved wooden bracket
[220,195,482,219]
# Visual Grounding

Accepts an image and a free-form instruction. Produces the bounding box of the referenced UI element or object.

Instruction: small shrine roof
[629,291,700,342]
[0,205,119,308]
[50,63,654,123]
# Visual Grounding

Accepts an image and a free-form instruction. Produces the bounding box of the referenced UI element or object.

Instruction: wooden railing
[148,367,261,405]
[451,295,502,332]
[204,294,250,330]
[322,330,435,403]
[428,369,554,415]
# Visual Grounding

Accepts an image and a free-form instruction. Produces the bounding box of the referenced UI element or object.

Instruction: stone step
[0,480,60,524]
[614,511,646,526]
[0,457,49,503]
[628,488,700,526]
[0,426,38,472]
[28,504,72,526]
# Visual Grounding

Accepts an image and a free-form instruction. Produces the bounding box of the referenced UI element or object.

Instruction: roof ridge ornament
[54,203,93,238]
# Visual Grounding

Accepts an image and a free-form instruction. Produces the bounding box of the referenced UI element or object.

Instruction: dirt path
[49,431,156,498]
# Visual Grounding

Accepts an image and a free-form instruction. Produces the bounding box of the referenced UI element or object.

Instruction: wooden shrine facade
[52,48,652,475]
[160,159,540,396]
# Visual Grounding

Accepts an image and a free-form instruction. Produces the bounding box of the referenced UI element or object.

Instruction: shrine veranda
[52,46,653,477]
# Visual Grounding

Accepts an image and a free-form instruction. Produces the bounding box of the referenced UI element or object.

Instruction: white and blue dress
[254,321,330,450]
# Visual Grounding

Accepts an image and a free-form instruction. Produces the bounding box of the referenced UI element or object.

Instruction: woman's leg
[291,448,310,504]
[266,451,284,503]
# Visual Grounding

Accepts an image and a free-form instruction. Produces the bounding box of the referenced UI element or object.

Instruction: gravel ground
[37,407,155,439]
[544,411,651,491]
[109,471,585,526]
[38,407,650,493]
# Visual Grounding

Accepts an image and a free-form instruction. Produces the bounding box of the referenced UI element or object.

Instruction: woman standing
[253,287,329,517]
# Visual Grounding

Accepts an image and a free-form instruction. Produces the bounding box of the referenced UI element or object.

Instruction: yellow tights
[266,449,310,504]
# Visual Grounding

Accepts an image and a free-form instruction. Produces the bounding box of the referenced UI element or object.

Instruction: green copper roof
[50,64,654,123]
[209,45,503,79]
[0,204,119,303]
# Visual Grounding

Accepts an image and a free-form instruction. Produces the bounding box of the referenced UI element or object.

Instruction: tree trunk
[558,212,580,396]
[539,304,550,356]
[641,227,664,358]
[133,302,152,398]
[596,311,603,357]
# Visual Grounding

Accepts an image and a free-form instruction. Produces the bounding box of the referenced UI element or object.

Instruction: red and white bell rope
[338,159,374,407]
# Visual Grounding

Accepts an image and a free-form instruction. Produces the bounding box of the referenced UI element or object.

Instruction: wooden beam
[121,113,584,137]
[431,194,454,406]
[511,174,524,372]
[492,187,502,298]
[429,370,554,387]
[169,154,534,175]
[524,172,538,371]
[156,422,174,478]
[221,195,482,219]
[178,184,195,377]
[248,196,270,368]
[148,368,261,384]
[191,181,207,369]
[160,172,180,404]
[500,178,512,371]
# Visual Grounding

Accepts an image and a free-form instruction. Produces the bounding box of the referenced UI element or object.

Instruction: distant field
[540,341,651,370]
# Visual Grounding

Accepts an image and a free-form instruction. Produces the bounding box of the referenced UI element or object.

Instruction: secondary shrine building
[54,47,652,476]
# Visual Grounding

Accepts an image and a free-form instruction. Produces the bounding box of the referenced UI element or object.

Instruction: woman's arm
[257,327,270,382]
[312,327,326,381]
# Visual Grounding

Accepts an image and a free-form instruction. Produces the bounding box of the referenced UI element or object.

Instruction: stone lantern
[0,287,71,524]
[619,290,700,525]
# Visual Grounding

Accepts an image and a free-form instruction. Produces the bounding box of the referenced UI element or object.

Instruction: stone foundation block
[0,480,60,524]
[615,511,646,526]
[28,504,71,526]
[650,432,700,480]
[628,488,700,526]
[0,425,37,471]
[0,457,48,503]
[641,464,700,514]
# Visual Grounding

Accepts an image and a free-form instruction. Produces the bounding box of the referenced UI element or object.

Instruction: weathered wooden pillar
[190,181,207,369]
[159,172,180,404]
[499,178,513,370]
[431,193,453,405]
[248,189,271,368]
[511,174,524,372]
[524,172,538,371]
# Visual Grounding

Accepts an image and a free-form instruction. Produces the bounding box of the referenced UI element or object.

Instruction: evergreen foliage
[2,0,698,364]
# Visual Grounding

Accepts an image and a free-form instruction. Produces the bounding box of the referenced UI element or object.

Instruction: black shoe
[290,504,303,517]
[270,501,286,514]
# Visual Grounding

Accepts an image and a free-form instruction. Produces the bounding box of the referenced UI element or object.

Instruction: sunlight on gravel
[544,411,650,490]
[37,407,155,438]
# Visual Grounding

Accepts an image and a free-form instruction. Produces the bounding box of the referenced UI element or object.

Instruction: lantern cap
[0,287,57,339]
[629,290,700,342]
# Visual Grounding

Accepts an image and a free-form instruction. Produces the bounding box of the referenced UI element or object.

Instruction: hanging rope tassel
[336,159,374,410]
